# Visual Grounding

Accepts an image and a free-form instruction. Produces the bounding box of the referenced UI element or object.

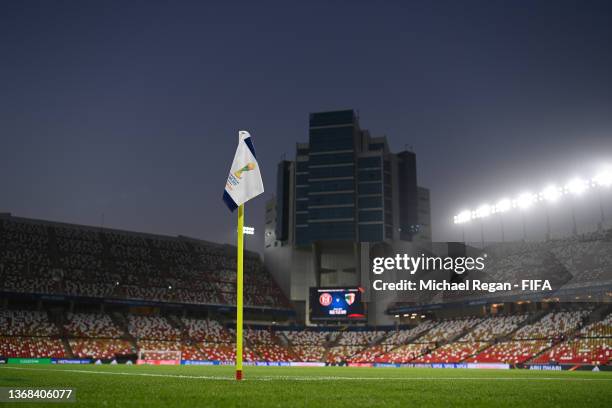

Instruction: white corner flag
[222,130,264,211]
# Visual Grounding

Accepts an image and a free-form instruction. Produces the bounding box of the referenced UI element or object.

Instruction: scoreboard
[309,287,366,320]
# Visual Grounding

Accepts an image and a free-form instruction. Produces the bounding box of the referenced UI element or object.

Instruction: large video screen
[309,287,366,320]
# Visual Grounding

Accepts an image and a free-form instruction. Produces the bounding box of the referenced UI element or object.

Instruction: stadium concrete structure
[264,109,440,325]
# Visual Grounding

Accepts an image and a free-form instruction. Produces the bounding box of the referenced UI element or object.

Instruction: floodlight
[495,198,511,213]
[475,204,492,218]
[515,192,535,209]
[541,185,562,202]
[594,168,612,187]
[566,177,588,195]
[455,210,472,224]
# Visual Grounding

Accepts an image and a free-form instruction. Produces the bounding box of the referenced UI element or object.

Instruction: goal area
[136,349,182,365]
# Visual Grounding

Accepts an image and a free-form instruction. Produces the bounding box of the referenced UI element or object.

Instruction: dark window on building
[359,224,383,242]
[309,110,355,127]
[357,157,381,168]
[309,194,354,206]
[358,169,381,181]
[275,161,291,242]
[296,161,309,173]
[309,221,355,240]
[397,151,418,241]
[309,153,354,166]
[359,210,383,222]
[358,196,382,208]
[358,183,382,195]
[309,166,354,179]
[309,207,354,220]
[309,179,354,193]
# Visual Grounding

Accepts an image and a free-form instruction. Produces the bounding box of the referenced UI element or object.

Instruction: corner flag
[223,131,264,211]
[222,130,264,381]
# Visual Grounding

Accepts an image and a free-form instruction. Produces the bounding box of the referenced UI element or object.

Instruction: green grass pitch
[1,365,611,407]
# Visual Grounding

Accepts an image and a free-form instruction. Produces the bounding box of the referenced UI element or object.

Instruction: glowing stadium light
[515,192,536,210]
[455,210,472,224]
[494,198,511,213]
[565,177,589,195]
[594,168,612,187]
[541,185,562,203]
[475,204,492,218]
[452,164,612,225]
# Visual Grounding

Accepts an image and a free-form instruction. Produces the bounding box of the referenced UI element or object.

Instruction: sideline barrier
[290,362,326,367]
[7,358,52,365]
[137,359,181,365]
[528,365,563,371]
[4,358,606,371]
[52,359,92,364]
[466,363,510,370]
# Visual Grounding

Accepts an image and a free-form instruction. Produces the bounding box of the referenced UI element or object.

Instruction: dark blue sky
[1,0,611,251]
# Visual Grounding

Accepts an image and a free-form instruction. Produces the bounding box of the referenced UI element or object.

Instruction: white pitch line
[1,366,612,382]
[0,366,234,381]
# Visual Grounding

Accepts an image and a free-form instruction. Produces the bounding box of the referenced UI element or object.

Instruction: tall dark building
[265,109,431,325]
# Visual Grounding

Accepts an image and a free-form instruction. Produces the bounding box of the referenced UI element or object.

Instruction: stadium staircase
[445,324,476,345]
[166,314,189,340]
[47,309,74,358]
[110,312,137,347]
[46,226,60,268]
[97,233,117,281]
[523,308,596,365]
[60,338,75,358]
[275,333,302,360]
[147,240,164,275]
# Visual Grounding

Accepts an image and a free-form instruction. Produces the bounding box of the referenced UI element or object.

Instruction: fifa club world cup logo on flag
[222,131,264,212]
[234,162,257,179]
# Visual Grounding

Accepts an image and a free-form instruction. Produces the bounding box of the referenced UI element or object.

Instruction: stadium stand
[376,343,435,363]
[64,312,124,338]
[466,340,552,364]
[413,342,489,363]
[512,310,591,340]
[1,215,611,367]
[70,339,134,359]
[127,315,182,341]
[417,317,483,343]
[460,314,528,341]
[0,216,289,310]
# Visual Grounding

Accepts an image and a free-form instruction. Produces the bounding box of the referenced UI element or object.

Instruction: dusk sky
[1,0,611,252]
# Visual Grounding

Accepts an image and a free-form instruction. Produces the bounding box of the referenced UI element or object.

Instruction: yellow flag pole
[236,204,244,381]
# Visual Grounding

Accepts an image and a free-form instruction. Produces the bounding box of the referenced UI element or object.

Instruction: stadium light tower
[494,198,511,242]
[594,167,612,229]
[454,210,472,243]
[475,204,491,248]
[453,165,611,241]
[515,192,535,241]
[541,185,562,240]
[565,177,589,235]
